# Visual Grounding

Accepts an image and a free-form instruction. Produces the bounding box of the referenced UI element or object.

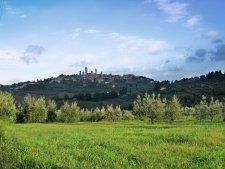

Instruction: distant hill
[1,70,225,109]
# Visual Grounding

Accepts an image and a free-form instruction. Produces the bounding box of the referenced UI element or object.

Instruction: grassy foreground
[4,121,225,169]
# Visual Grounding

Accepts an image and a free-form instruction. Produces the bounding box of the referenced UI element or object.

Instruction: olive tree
[0,92,17,122]
[58,102,80,123]
[47,100,57,122]
[194,95,209,121]
[134,93,165,124]
[165,95,181,122]
[209,97,223,121]
[133,95,143,117]
[21,95,47,123]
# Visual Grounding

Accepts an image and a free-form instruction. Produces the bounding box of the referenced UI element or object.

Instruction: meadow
[3,121,225,169]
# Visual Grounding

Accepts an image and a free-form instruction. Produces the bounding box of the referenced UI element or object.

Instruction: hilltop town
[2,67,154,91]
[0,69,225,109]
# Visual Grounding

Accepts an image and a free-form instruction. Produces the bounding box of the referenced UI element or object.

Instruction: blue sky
[0,0,225,84]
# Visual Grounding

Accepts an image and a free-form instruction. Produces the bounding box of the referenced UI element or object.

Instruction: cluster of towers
[79,67,101,76]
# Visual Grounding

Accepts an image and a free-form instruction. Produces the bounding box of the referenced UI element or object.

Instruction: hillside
[1,69,225,109]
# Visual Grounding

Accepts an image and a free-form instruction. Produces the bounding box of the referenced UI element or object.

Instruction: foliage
[105,105,122,121]
[182,107,195,116]
[134,93,166,123]
[20,95,48,123]
[133,95,143,117]
[92,107,105,122]
[209,97,223,121]
[47,100,57,122]
[194,96,210,121]
[58,102,80,122]
[122,110,135,120]
[0,92,17,122]
[165,95,181,122]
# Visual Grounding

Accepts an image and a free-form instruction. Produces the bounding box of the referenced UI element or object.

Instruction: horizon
[0,0,225,84]
[1,67,224,86]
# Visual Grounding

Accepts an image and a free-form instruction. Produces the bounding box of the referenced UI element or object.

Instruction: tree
[20,95,47,123]
[58,102,80,123]
[144,93,165,124]
[105,105,114,121]
[32,97,48,123]
[47,100,57,122]
[105,105,122,121]
[100,107,106,120]
[122,110,135,120]
[133,95,143,117]
[222,100,225,121]
[92,107,105,122]
[182,107,195,117]
[195,95,209,121]
[80,109,92,121]
[165,95,181,122]
[0,92,17,122]
[209,97,223,121]
[21,95,35,122]
[133,93,166,123]
[113,106,122,121]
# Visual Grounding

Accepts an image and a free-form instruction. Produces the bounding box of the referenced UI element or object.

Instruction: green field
[4,122,225,168]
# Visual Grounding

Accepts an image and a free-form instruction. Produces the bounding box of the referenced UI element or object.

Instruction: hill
[1,69,225,109]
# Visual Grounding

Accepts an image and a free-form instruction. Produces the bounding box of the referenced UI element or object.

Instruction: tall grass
[4,121,225,168]
[0,120,17,169]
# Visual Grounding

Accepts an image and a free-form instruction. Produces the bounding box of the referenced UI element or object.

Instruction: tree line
[134,93,225,123]
[0,91,224,123]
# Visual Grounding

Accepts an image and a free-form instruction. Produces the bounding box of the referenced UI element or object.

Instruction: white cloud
[150,0,202,30]
[85,29,101,34]
[108,32,167,54]
[202,31,219,39]
[71,28,82,38]
[153,0,189,22]
[186,15,201,28]
[3,1,27,19]
[0,49,21,60]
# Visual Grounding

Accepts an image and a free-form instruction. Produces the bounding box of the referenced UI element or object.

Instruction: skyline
[0,0,225,84]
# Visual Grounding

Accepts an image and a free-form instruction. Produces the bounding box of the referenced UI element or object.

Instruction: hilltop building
[79,67,100,76]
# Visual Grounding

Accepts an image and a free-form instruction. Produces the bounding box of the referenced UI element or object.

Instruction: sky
[0,0,225,84]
